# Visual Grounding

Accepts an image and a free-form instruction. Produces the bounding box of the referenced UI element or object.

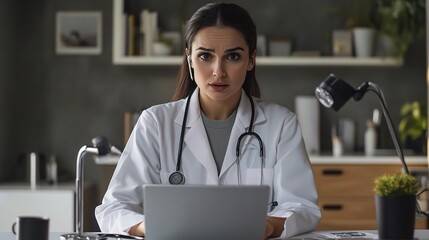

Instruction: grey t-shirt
[201,109,237,175]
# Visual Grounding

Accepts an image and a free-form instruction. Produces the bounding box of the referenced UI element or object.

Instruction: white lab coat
[95,88,321,238]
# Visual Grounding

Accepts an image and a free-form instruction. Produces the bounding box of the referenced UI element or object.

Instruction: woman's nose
[212,60,226,78]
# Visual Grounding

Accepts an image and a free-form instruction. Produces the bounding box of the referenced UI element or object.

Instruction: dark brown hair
[172,3,260,101]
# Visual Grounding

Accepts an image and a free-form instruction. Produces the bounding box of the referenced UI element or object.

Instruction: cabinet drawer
[317,197,427,230]
[318,197,376,230]
[313,165,403,197]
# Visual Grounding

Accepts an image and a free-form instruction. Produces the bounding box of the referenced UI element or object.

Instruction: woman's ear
[248,50,256,71]
[185,48,192,66]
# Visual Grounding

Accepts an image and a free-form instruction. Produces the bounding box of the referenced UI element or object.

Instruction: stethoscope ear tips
[169,171,186,185]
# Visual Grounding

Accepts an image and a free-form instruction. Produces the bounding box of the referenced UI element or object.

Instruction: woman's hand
[265,216,286,239]
[128,218,285,238]
[128,221,145,237]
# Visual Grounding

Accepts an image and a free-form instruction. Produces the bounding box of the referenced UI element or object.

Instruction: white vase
[295,96,320,155]
[353,27,376,58]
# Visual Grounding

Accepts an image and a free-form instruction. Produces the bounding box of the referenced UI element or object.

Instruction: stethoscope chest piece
[169,171,185,184]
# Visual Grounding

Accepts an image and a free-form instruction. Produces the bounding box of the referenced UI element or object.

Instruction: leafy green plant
[374,173,419,196]
[376,0,426,58]
[398,101,427,142]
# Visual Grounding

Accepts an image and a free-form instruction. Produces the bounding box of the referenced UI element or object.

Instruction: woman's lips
[209,83,228,91]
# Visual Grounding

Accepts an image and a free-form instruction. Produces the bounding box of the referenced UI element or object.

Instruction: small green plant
[374,173,419,196]
[398,101,427,142]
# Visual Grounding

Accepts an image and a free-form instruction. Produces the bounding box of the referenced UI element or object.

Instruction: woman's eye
[198,53,212,61]
[227,53,241,61]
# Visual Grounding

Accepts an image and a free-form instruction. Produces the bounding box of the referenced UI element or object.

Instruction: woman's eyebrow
[225,47,245,53]
[195,46,245,53]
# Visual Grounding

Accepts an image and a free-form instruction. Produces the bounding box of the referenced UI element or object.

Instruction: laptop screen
[143,185,269,240]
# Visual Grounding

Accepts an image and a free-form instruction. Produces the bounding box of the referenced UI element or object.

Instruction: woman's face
[187,26,255,106]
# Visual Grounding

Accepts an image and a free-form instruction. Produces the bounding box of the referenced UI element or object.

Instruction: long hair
[172,3,260,101]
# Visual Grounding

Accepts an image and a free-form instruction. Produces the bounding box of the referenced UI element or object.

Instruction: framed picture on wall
[56,11,102,55]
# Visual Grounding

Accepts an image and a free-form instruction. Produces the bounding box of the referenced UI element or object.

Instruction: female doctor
[95,2,320,239]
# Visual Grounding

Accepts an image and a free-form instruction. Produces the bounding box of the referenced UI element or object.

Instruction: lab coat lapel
[219,90,266,179]
[175,88,218,183]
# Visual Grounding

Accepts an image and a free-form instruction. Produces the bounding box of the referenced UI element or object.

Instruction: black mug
[12,216,49,240]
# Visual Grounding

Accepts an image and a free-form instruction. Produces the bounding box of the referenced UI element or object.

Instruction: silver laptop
[143,185,269,240]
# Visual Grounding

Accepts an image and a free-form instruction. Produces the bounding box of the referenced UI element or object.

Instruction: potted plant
[376,0,426,58]
[374,173,419,239]
[398,101,427,154]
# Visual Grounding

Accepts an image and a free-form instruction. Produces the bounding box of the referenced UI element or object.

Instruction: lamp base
[60,232,144,240]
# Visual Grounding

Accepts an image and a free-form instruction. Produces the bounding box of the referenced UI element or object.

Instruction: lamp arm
[76,145,99,236]
[367,82,409,175]
[368,83,429,217]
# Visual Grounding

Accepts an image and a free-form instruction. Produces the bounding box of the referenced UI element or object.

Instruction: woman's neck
[199,92,241,120]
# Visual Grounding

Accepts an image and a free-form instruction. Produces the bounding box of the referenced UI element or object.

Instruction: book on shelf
[140,9,158,56]
[123,13,143,56]
[128,15,135,56]
[123,14,128,56]
[122,9,159,57]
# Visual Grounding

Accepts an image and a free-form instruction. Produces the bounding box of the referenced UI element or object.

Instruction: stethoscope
[168,90,265,185]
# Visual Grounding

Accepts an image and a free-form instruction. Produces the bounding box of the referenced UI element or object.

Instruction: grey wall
[0,0,426,216]
[0,0,16,181]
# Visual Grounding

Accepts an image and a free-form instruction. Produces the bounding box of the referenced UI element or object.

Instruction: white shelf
[309,155,427,165]
[112,0,403,67]
[112,55,403,66]
[256,56,402,66]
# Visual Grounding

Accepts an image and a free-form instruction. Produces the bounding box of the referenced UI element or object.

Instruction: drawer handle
[322,169,343,175]
[322,204,343,210]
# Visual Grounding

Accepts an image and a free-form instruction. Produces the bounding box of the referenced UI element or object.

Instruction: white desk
[0,182,96,232]
[0,184,74,232]
[290,230,429,239]
[1,230,429,239]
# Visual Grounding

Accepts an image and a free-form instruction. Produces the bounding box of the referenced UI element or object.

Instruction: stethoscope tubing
[169,90,264,185]
[168,90,193,185]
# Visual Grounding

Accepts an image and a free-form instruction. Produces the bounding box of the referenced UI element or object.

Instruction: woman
[96,2,320,238]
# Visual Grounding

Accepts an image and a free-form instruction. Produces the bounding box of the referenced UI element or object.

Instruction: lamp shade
[315,74,356,111]
[91,136,111,155]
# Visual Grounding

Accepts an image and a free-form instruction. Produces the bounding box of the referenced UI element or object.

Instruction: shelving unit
[112,55,402,66]
[112,0,403,67]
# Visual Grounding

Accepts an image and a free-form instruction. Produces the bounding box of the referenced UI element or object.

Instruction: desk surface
[290,230,429,239]
[1,230,429,239]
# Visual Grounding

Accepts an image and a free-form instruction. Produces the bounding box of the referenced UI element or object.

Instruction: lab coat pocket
[244,168,274,186]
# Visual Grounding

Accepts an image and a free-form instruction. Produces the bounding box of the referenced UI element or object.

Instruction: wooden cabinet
[312,162,428,230]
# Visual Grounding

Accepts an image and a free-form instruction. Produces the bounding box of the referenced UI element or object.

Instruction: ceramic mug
[12,216,49,240]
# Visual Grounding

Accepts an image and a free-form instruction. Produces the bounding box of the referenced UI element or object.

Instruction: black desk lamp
[60,136,122,240]
[315,73,409,174]
[315,74,429,218]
